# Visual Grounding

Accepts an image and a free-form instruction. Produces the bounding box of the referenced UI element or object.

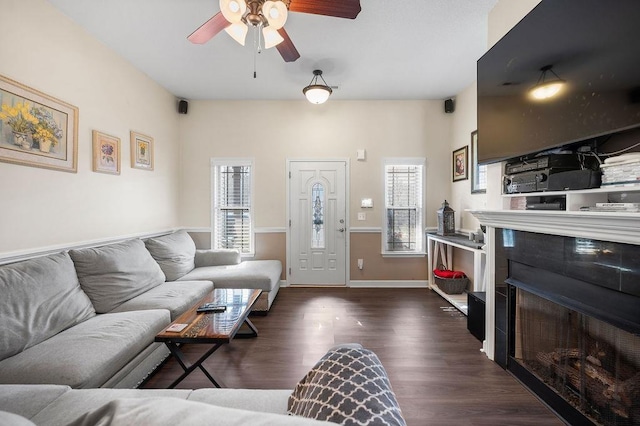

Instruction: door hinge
[289,267,291,275]
[289,219,291,227]
[289,171,291,178]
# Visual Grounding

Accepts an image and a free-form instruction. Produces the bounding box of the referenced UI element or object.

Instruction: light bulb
[225,22,248,46]
[263,26,284,49]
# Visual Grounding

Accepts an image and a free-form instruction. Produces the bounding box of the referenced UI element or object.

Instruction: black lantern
[437,200,456,236]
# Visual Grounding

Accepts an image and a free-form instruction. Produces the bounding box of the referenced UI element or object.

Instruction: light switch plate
[360,198,373,208]
[357,212,366,221]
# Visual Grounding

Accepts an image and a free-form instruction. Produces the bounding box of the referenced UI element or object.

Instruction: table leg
[164,342,225,388]
[234,317,259,339]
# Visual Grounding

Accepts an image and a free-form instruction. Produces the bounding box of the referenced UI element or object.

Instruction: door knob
[337,228,345,232]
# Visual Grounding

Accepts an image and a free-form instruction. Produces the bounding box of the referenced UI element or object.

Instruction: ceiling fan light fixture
[303,70,333,104]
[219,0,247,23]
[225,21,249,46]
[263,0,288,29]
[263,26,284,49]
[530,65,565,100]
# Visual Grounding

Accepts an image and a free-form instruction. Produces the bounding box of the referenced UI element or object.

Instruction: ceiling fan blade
[187,12,230,44]
[289,0,361,19]
[276,28,300,62]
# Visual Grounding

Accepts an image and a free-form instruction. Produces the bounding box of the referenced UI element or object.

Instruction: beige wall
[178,100,451,282]
[179,100,451,230]
[0,0,180,256]
[445,0,542,273]
[449,81,485,232]
[350,233,428,281]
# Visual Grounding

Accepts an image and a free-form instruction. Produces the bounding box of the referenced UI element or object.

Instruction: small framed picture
[452,145,468,181]
[470,130,487,193]
[130,131,154,170]
[92,130,120,175]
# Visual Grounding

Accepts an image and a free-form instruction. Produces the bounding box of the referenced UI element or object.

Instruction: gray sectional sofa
[0,229,406,426]
[0,344,407,426]
[0,230,281,389]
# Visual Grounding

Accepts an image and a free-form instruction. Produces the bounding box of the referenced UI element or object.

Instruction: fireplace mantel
[470,210,640,246]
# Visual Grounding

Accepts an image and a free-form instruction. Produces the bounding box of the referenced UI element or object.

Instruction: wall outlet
[357,258,364,270]
[357,212,366,221]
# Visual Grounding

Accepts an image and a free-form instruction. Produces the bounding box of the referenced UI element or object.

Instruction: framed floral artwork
[130,131,154,170]
[452,145,468,182]
[470,130,487,193]
[0,74,78,172]
[92,130,120,175]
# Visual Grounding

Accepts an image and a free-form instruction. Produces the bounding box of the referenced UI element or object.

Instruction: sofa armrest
[194,249,241,267]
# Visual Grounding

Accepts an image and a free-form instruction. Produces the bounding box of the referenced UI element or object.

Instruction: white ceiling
[46,0,497,101]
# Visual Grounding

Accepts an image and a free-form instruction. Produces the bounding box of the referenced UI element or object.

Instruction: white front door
[288,160,347,285]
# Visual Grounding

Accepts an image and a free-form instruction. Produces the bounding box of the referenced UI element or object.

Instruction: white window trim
[210,158,255,256]
[381,157,426,257]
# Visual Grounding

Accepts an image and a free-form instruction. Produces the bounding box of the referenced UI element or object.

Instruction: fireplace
[494,229,640,426]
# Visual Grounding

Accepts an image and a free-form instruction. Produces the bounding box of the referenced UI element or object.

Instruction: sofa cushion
[69,239,165,313]
[0,310,170,389]
[144,231,196,281]
[0,411,35,426]
[179,260,281,292]
[195,249,241,267]
[288,346,406,426]
[66,397,333,426]
[30,388,191,426]
[109,280,214,320]
[188,389,292,415]
[0,384,70,420]
[0,252,96,361]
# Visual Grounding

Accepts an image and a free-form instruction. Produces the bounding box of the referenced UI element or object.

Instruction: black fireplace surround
[494,229,640,425]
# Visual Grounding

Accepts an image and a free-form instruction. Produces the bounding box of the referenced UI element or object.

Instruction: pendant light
[303,70,333,104]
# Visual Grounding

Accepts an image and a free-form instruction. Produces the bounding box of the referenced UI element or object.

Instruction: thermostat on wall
[361,198,373,208]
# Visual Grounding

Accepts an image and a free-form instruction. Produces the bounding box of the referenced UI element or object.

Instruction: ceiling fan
[188,0,362,62]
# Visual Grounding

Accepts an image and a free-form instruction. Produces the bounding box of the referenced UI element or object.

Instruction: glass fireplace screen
[514,289,640,426]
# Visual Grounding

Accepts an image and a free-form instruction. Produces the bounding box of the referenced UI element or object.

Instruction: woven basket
[433,275,469,294]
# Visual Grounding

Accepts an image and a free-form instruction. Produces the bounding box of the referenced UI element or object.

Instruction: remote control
[196,305,226,313]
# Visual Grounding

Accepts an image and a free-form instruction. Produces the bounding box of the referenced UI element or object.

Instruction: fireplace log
[536,350,634,419]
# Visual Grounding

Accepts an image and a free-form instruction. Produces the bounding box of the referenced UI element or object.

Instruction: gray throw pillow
[144,230,196,281]
[0,252,95,361]
[69,239,165,313]
[288,346,407,426]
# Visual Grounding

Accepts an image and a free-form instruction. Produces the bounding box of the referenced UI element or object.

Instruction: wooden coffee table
[155,288,261,388]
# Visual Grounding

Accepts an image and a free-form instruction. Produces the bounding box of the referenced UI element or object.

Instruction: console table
[426,232,485,315]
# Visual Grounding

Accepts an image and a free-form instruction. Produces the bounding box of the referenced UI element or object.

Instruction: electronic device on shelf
[503,154,601,194]
[504,154,596,175]
[525,196,566,211]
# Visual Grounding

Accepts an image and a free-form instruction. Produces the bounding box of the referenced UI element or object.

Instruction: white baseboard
[349,280,428,288]
[279,280,426,288]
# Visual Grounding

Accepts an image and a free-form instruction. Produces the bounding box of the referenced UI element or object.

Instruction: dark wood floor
[142,287,564,426]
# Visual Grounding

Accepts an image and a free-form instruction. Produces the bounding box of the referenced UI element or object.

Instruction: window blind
[384,164,423,252]
[214,165,252,253]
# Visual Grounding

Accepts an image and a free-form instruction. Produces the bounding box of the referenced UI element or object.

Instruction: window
[211,159,253,254]
[311,182,325,249]
[383,159,425,254]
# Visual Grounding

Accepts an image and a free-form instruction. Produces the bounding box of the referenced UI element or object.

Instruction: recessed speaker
[178,100,188,114]
[444,98,454,113]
